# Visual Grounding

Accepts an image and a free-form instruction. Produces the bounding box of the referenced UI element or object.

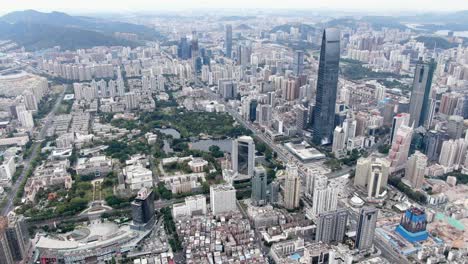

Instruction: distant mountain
[270,23,316,34]
[0,10,164,50]
[235,24,252,30]
[323,16,406,30]
[398,11,468,32]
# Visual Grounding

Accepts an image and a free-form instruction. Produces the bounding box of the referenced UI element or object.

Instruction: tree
[209,145,224,158]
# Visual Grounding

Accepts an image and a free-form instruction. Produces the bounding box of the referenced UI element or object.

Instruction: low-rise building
[76,156,113,177]
[123,164,153,191]
[172,195,207,219]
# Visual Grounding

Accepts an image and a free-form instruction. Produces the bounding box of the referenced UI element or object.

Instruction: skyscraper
[0,217,14,264]
[312,28,340,145]
[311,174,338,217]
[390,113,410,143]
[225,24,232,58]
[283,164,301,210]
[131,187,155,228]
[0,216,30,264]
[292,50,304,76]
[315,208,348,243]
[404,151,428,189]
[232,136,255,177]
[210,184,237,215]
[249,99,258,122]
[408,58,436,127]
[355,207,378,251]
[177,36,191,60]
[354,156,390,199]
[251,166,268,206]
[388,124,413,172]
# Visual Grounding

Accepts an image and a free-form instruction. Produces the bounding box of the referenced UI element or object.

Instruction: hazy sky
[1,0,468,14]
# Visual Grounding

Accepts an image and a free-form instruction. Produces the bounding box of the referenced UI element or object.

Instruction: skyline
[1,0,468,15]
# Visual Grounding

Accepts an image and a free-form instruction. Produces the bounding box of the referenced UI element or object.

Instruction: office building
[395,207,429,243]
[251,166,268,206]
[210,184,237,215]
[312,28,340,145]
[178,36,191,60]
[408,59,436,127]
[332,126,346,157]
[283,164,301,210]
[424,130,445,161]
[232,136,255,177]
[225,24,232,58]
[404,151,428,189]
[355,207,378,251]
[388,125,413,172]
[0,215,30,264]
[131,188,155,228]
[390,113,410,143]
[249,99,258,122]
[218,79,238,99]
[257,104,272,127]
[294,104,309,130]
[447,115,464,139]
[354,156,390,199]
[270,181,280,205]
[0,217,14,264]
[292,50,304,76]
[315,208,348,243]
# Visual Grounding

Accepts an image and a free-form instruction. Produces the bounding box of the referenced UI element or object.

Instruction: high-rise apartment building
[232,136,255,177]
[355,207,378,251]
[408,59,436,127]
[315,208,348,244]
[283,164,301,210]
[17,110,34,129]
[388,125,413,172]
[210,184,237,215]
[390,113,410,143]
[251,167,268,206]
[311,174,338,217]
[312,28,340,145]
[404,151,428,189]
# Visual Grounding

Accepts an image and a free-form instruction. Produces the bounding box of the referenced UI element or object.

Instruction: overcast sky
[1,0,468,15]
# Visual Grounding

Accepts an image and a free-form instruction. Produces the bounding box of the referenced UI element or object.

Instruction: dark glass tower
[251,167,268,206]
[225,24,232,58]
[312,28,340,145]
[356,207,378,251]
[408,58,436,127]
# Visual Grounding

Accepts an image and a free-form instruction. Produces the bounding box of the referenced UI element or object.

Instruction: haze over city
[1,0,468,14]
[0,1,467,264]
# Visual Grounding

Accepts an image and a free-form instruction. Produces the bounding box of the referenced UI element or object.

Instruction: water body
[155,128,181,139]
[435,30,468,38]
[190,139,233,153]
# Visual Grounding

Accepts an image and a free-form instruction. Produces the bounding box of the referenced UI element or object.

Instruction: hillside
[0,10,164,50]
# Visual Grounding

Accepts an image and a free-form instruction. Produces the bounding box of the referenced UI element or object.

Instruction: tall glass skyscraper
[356,207,378,251]
[225,24,232,58]
[312,28,340,145]
[408,58,436,128]
[232,136,255,177]
[251,166,268,206]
